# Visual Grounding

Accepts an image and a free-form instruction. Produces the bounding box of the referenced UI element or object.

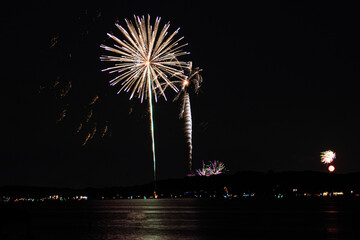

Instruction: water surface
[1,198,359,239]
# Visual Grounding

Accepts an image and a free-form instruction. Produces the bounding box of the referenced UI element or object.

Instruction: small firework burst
[196,161,208,176]
[207,160,225,175]
[320,150,336,164]
[196,160,226,176]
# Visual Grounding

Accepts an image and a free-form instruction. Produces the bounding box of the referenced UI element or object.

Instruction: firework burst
[196,160,226,176]
[100,15,189,102]
[208,160,225,175]
[320,150,336,164]
[100,15,189,190]
[196,161,208,176]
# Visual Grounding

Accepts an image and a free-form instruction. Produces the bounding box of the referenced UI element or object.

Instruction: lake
[1,198,360,239]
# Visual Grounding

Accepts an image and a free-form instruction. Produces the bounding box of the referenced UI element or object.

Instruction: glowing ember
[328,165,335,172]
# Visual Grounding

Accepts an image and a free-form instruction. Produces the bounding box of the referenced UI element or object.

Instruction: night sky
[2,2,360,188]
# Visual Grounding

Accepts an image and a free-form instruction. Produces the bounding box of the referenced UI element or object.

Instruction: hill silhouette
[1,171,360,200]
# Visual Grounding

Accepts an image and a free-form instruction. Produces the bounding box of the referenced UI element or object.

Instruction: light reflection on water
[1,198,360,239]
[90,199,203,240]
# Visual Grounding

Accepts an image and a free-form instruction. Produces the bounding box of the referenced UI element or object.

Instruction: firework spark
[82,133,91,146]
[100,15,188,187]
[90,125,97,139]
[60,81,72,98]
[101,125,109,138]
[73,94,111,146]
[76,123,83,133]
[53,79,60,88]
[56,109,67,123]
[89,95,99,105]
[173,62,203,174]
[85,109,93,122]
[49,36,59,48]
[321,150,336,164]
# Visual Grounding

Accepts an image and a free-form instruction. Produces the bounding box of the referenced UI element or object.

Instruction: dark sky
[2,2,360,188]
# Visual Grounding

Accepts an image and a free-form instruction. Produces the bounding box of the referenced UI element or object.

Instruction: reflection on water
[91,199,202,239]
[1,198,360,239]
[320,200,349,240]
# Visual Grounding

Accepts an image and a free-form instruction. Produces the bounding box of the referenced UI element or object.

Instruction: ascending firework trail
[100,15,189,196]
[173,62,203,174]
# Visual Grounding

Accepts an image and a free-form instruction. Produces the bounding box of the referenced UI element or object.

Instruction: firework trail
[173,62,203,173]
[184,92,192,170]
[76,123,83,133]
[74,95,111,146]
[101,125,109,138]
[321,150,336,164]
[85,109,93,122]
[100,15,188,188]
[147,71,156,182]
[38,11,112,148]
[90,125,97,140]
[53,79,60,88]
[82,133,91,146]
[56,109,67,123]
[49,36,59,48]
[89,95,99,105]
[60,81,72,98]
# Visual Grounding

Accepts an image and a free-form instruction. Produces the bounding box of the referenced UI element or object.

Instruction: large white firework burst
[100,15,189,102]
